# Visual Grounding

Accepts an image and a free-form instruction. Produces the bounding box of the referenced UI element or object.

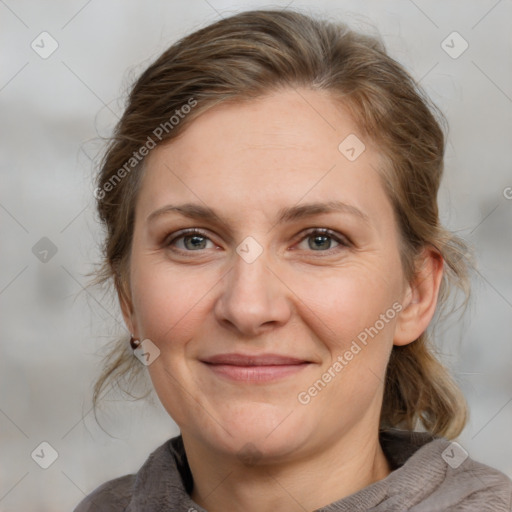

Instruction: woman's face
[123,88,411,461]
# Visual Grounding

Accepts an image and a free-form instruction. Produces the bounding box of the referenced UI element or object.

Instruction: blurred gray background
[1,1,511,510]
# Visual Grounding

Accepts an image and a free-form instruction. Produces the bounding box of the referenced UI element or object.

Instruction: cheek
[296,261,402,349]
[129,258,215,345]
[292,261,401,405]
[128,260,217,426]
[299,273,399,407]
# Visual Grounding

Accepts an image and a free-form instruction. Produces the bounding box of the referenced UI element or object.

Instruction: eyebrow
[146,200,370,226]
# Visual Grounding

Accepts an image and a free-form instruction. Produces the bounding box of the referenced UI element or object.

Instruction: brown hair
[92,9,470,439]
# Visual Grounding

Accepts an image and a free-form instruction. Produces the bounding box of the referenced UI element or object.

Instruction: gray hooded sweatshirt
[74,429,512,511]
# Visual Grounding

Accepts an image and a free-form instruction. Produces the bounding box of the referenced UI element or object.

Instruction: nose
[214,249,292,337]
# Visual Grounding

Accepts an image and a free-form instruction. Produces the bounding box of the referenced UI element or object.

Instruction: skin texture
[120,88,443,512]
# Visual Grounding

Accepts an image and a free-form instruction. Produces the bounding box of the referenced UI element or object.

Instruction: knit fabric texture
[74,429,512,511]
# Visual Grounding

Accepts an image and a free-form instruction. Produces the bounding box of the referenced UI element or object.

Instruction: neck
[185,428,391,512]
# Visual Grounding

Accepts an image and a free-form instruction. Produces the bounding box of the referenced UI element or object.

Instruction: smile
[201,353,312,382]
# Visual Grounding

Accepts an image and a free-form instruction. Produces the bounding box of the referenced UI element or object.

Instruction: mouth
[200,353,312,382]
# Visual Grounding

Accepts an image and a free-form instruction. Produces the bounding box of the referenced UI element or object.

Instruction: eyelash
[164,227,351,256]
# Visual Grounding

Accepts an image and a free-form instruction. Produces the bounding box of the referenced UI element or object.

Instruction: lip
[202,353,309,366]
[201,353,312,382]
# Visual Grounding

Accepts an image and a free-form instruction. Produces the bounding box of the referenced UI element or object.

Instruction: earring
[130,335,141,350]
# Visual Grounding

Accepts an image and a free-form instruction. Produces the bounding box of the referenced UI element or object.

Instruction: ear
[393,247,443,346]
[116,274,136,336]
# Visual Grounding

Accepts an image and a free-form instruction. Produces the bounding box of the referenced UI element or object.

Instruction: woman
[76,9,512,512]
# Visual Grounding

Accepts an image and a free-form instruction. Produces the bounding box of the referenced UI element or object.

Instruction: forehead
[136,88,394,229]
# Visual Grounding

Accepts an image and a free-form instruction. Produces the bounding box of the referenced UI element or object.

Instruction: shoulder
[379,429,512,510]
[73,474,135,512]
[73,437,178,512]
[442,454,512,511]
[407,436,512,511]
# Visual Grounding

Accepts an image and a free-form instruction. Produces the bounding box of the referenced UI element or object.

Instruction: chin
[192,403,315,464]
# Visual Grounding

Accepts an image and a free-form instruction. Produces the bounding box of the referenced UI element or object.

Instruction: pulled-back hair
[93,9,470,439]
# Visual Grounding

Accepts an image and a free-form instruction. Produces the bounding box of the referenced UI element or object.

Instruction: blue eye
[296,228,349,252]
[167,229,214,251]
[165,227,350,255]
